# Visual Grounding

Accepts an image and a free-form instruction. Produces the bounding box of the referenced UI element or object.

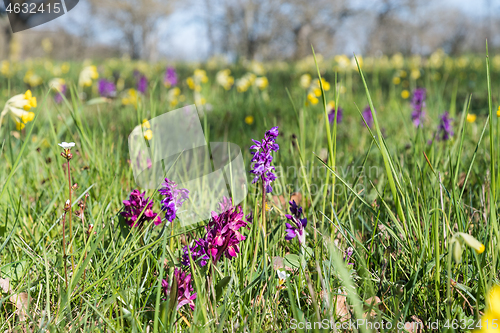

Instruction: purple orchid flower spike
[411,88,426,127]
[158,178,189,223]
[437,111,453,141]
[250,126,279,193]
[361,105,374,128]
[164,66,178,87]
[285,200,307,245]
[54,84,67,104]
[98,79,116,98]
[162,268,197,311]
[136,74,148,94]
[328,106,343,124]
[121,189,161,227]
[204,197,251,263]
[181,238,209,267]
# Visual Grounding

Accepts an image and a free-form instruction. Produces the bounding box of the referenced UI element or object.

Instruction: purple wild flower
[162,268,197,311]
[158,178,189,223]
[328,106,343,124]
[164,67,178,87]
[181,239,209,267]
[54,84,67,104]
[411,88,426,127]
[205,197,251,263]
[98,79,116,98]
[285,200,307,245]
[137,75,148,94]
[343,247,354,266]
[361,105,374,128]
[121,189,161,227]
[437,111,453,141]
[250,126,279,193]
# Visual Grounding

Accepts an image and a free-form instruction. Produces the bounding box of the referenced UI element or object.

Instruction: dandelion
[78,65,98,87]
[250,126,279,193]
[437,112,453,141]
[158,178,189,223]
[362,105,374,128]
[205,197,251,263]
[467,113,477,123]
[162,268,197,311]
[410,88,426,127]
[164,66,178,88]
[98,79,116,98]
[245,115,254,125]
[0,90,37,130]
[284,200,307,245]
[121,189,161,227]
[401,90,410,99]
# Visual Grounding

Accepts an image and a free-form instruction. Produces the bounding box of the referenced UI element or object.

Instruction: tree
[88,0,175,60]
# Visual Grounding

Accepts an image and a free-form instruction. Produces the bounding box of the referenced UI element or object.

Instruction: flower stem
[67,159,74,272]
[62,212,68,289]
[261,180,267,253]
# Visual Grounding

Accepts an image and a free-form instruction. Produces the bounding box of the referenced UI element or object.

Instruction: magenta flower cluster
[285,200,307,245]
[159,178,189,223]
[362,105,374,128]
[250,126,279,193]
[164,67,178,87]
[162,268,197,311]
[121,189,161,227]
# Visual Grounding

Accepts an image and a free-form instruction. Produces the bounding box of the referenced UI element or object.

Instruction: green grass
[0,51,499,331]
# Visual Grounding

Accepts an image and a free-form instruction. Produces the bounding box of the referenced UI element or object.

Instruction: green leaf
[215,276,231,303]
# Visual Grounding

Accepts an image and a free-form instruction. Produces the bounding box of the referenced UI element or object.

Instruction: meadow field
[0,49,500,332]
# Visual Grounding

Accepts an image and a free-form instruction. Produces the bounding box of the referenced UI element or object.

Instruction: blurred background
[0,0,499,61]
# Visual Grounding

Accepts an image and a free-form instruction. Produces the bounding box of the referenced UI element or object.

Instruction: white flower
[58,142,75,149]
[277,269,289,280]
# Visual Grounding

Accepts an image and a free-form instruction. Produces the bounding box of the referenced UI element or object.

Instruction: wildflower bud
[457,232,485,254]
[87,224,94,235]
[72,183,78,190]
[60,152,67,159]
[63,199,71,211]
[66,152,73,160]
[85,193,90,198]
[451,238,463,263]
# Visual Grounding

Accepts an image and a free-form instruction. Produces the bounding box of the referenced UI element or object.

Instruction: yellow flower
[245,115,254,125]
[0,90,37,130]
[167,87,181,107]
[1,60,11,77]
[49,78,66,93]
[194,69,208,83]
[144,129,153,141]
[61,62,70,74]
[255,77,268,90]
[392,77,401,85]
[458,232,485,254]
[24,70,42,87]
[186,77,195,90]
[467,113,477,123]
[142,119,151,129]
[300,74,311,89]
[327,101,335,110]
[313,88,322,97]
[401,90,410,99]
[497,106,500,117]
[79,65,98,87]
[122,89,138,107]
[474,285,500,333]
[410,69,421,80]
[216,69,234,90]
[307,93,319,105]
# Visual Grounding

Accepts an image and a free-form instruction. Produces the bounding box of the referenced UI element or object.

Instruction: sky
[8,0,500,60]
